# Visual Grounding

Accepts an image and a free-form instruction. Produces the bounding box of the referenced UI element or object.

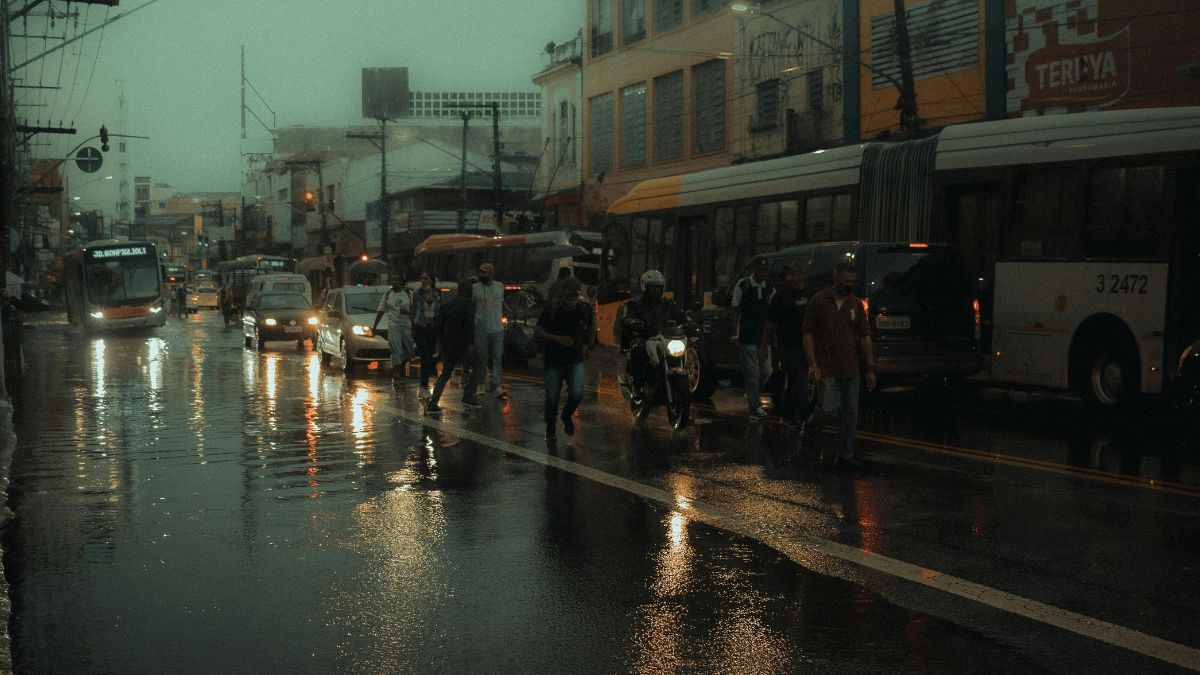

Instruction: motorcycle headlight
[667,338,687,358]
[351,325,372,336]
[307,316,318,326]
[89,310,105,319]
[264,318,278,326]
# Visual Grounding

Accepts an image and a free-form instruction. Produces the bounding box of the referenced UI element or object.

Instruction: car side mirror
[711,289,729,307]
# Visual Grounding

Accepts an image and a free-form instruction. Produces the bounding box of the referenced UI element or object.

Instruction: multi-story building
[583,0,737,221]
[532,31,585,230]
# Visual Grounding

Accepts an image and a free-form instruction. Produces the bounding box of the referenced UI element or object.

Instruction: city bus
[215,255,298,309]
[412,230,607,301]
[606,106,1200,408]
[62,240,168,331]
[162,264,193,286]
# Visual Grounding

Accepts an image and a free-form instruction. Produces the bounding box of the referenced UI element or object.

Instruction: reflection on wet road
[5,313,1198,672]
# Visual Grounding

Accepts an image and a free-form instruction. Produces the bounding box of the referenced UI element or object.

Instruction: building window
[621,83,648,166]
[692,59,726,154]
[655,0,682,32]
[622,0,646,45]
[693,0,721,19]
[753,79,779,130]
[558,101,572,167]
[591,0,613,57]
[590,93,614,175]
[807,70,824,112]
[869,0,977,90]
[653,71,684,161]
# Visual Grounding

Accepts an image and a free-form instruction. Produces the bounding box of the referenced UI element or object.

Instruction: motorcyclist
[615,270,686,388]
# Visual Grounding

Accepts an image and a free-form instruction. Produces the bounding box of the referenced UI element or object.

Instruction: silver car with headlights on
[316,286,392,374]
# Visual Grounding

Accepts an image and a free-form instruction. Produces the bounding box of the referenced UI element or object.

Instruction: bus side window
[1084,165,1165,260]
[1008,168,1082,259]
[712,207,738,289]
[805,195,833,241]
[757,202,780,255]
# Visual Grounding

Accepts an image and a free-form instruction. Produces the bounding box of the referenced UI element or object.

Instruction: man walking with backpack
[534,277,594,441]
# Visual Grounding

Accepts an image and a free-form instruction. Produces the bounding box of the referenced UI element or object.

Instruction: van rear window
[271,283,306,293]
[865,248,971,304]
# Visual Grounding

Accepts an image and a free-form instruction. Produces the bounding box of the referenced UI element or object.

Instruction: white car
[315,286,392,374]
[191,286,219,310]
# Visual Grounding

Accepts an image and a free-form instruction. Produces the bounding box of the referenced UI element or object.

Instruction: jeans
[475,329,504,391]
[544,361,584,428]
[388,322,415,369]
[739,342,762,412]
[429,347,483,406]
[778,347,809,421]
[413,324,438,385]
[804,376,860,459]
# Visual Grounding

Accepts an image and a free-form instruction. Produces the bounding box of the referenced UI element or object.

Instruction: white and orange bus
[606,107,1200,408]
[412,230,606,301]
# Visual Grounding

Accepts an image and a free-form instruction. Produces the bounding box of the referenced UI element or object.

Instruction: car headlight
[90,310,105,319]
[307,316,318,326]
[264,318,278,326]
[351,325,372,336]
[148,306,162,314]
[667,338,687,358]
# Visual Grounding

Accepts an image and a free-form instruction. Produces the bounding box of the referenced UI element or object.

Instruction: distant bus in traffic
[63,240,168,331]
[215,255,298,309]
[412,230,606,302]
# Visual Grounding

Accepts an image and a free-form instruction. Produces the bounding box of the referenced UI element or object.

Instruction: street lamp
[730,1,921,137]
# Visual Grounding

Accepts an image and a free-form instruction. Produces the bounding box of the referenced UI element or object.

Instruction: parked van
[245,273,312,309]
[690,241,981,397]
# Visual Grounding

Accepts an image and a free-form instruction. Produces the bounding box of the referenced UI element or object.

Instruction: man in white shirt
[373,275,415,382]
[473,262,507,399]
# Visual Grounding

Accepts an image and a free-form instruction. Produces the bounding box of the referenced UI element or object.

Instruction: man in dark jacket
[534,277,594,441]
[426,278,483,414]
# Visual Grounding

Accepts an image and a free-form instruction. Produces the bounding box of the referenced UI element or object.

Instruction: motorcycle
[618,320,692,430]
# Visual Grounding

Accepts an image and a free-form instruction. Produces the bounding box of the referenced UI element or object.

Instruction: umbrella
[348,259,390,275]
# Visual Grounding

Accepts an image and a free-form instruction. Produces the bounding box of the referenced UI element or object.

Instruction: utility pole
[458,111,473,232]
[891,0,921,138]
[449,101,504,231]
[346,122,389,261]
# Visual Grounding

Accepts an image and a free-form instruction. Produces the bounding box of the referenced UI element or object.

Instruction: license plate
[284,326,303,333]
[876,315,910,330]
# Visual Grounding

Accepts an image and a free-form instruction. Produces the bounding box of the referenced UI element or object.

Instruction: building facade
[583,0,737,221]
[532,31,585,230]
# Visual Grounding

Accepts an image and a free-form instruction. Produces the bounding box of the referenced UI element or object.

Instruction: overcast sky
[14,0,582,210]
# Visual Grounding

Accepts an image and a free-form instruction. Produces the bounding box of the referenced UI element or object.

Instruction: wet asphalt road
[3,311,1200,673]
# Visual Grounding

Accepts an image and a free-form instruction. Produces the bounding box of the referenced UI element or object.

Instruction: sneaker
[545,425,557,441]
[424,403,442,415]
[462,398,481,409]
[749,407,769,420]
[561,415,575,436]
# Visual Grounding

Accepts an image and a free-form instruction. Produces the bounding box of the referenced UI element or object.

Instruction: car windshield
[258,294,309,310]
[345,290,387,314]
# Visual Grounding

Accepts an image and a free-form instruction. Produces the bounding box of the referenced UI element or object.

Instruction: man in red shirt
[799,260,876,470]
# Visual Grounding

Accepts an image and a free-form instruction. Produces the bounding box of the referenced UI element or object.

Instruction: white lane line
[371,398,1200,671]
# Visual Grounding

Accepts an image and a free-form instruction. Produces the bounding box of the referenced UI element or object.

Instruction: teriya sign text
[1025,30,1129,108]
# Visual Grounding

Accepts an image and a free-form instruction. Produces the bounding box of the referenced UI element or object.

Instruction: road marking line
[370,397,1200,671]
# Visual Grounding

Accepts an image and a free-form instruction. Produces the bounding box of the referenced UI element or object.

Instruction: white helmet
[639,269,666,291]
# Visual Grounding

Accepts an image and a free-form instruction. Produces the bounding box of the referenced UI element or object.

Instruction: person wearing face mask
[372,271,416,383]
[798,259,876,471]
[533,276,594,442]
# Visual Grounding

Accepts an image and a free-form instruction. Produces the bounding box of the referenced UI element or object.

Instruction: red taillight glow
[909,243,930,248]
[972,298,981,325]
[860,297,870,317]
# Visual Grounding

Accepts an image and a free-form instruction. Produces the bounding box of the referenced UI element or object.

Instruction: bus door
[1168,168,1200,375]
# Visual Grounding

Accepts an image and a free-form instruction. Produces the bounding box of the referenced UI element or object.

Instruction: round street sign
[76,146,103,173]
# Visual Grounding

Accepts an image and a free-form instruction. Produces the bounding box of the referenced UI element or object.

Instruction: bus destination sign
[88,246,149,260]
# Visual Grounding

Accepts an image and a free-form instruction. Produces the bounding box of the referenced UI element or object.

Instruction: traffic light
[303,190,316,211]
[99,125,109,152]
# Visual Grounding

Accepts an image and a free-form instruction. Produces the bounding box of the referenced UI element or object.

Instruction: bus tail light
[908,242,930,248]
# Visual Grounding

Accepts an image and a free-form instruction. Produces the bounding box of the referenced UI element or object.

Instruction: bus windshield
[85,255,161,308]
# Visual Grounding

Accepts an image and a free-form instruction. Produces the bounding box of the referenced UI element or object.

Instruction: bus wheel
[686,345,717,400]
[1075,334,1138,409]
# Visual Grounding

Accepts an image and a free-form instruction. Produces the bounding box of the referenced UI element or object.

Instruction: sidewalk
[0,396,15,674]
